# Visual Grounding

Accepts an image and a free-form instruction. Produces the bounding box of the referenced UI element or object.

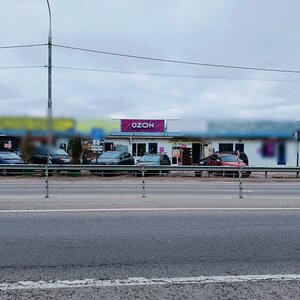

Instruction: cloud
[0,0,299,121]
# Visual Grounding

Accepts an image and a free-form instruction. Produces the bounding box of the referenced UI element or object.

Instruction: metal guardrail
[0,164,300,172]
[0,164,299,199]
[1,164,300,172]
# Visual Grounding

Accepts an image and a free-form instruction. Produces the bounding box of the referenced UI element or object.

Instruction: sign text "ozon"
[131,122,155,129]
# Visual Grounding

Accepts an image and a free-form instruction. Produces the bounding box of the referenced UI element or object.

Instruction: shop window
[132,143,137,156]
[137,143,146,156]
[172,156,178,164]
[235,143,244,152]
[219,143,233,152]
[60,142,67,152]
[148,143,158,154]
[114,144,128,152]
[104,142,113,151]
[261,141,275,157]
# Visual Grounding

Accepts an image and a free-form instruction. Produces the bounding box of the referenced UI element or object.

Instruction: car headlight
[60,157,70,163]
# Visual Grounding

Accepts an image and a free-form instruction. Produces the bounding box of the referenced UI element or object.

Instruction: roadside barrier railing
[0,164,300,199]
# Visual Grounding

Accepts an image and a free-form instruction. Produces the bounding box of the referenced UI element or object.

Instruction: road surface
[1,177,300,298]
[0,176,300,199]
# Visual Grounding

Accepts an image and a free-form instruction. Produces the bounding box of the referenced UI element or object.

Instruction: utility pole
[296,122,300,167]
[45,0,52,198]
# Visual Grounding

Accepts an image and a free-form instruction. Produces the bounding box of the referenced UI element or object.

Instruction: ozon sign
[131,122,154,129]
[121,119,165,132]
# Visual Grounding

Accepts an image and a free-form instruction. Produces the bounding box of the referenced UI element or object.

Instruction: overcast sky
[0,0,300,122]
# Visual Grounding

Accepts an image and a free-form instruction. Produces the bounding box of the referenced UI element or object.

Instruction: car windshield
[0,152,20,160]
[37,147,68,156]
[99,152,121,159]
[139,155,161,163]
[222,155,238,162]
[49,148,68,156]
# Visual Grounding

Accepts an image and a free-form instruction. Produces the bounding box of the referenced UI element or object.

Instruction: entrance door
[104,142,113,151]
[182,148,192,165]
[192,143,201,164]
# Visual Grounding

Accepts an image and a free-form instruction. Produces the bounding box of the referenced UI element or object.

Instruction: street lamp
[45,0,52,198]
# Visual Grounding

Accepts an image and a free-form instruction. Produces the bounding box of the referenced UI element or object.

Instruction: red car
[195,153,250,177]
[208,153,246,167]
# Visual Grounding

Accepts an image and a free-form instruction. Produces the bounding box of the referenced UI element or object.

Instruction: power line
[0,43,47,50]
[52,65,300,83]
[53,43,300,74]
[53,75,68,102]
[0,65,46,69]
[1,63,299,83]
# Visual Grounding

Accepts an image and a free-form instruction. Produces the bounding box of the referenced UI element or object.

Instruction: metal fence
[0,164,300,199]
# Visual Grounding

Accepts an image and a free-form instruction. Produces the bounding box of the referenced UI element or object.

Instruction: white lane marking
[1,207,300,213]
[1,274,300,290]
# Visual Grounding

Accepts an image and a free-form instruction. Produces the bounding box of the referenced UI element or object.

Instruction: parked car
[0,151,24,176]
[32,146,71,165]
[135,153,171,175]
[215,151,249,165]
[195,153,250,177]
[195,157,209,177]
[215,151,251,177]
[90,151,134,175]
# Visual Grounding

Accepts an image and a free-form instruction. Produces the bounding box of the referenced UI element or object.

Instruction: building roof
[0,129,80,138]
[184,130,295,139]
[108,131,183,138]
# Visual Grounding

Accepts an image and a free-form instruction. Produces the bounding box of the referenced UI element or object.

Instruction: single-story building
[185,120,300,167]
[105,119,205,165]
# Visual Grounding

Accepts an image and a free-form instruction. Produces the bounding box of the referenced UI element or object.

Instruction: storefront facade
[104,119,205,165]
[208,138,297,166]
[105,119,177,163]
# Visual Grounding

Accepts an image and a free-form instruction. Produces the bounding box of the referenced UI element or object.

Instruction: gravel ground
[1,280,300,299]
[0,170,300,181]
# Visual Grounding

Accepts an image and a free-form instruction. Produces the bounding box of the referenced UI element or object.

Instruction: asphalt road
[1,177,300,298]
[1,209,300,298]
[1,176,300,199]
[1,209,300,278]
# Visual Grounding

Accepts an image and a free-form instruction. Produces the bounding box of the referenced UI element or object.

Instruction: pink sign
[121,119,165,132]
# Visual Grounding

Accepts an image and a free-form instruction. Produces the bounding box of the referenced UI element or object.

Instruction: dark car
[195,157,209,177]
[32,146,71,165]
[135,153,171,175]
[90,151,134,175]
[0,151,24,176]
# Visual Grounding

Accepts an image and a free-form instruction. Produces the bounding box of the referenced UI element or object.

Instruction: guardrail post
[238,168,243,199]
[45,165,49,198]
[142,165,146,198]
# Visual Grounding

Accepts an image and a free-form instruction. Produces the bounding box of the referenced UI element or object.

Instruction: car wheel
[242,171,251,178]
[195,171,202,177]
[2,169,7,176]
